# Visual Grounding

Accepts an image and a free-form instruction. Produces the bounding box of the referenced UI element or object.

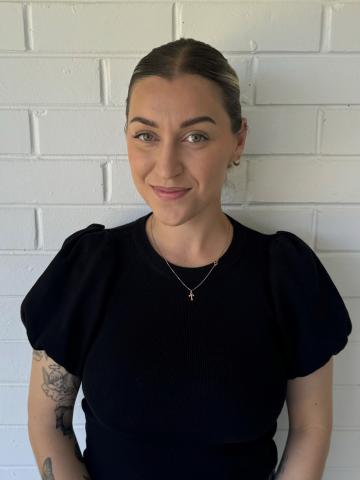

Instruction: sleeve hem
[25,328,82,378]
[287,336,349,379]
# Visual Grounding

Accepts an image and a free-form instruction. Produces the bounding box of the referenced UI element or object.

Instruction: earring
[232,158,240,166]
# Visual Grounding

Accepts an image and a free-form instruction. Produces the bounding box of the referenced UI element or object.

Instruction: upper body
[20,211,352,479]
[21,38,353,479]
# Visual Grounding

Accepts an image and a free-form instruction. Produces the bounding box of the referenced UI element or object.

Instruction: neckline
[132,211,245,280]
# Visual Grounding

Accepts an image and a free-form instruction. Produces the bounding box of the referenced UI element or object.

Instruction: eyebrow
[129,115,217,128]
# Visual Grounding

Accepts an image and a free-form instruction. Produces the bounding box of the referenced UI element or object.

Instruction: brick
[0,58,100,104]
[244,107,317,154]
[0,160,103,204]
[0,3,25,51]
[317,208,360,250]
[256,56,360,104]
[181,2,321,52]
[32,2,172,52]
[248,157,360,202]
[0,111,30,154]
[0,208,34,249]
[38,109,126,154]
[321,109,360,154]
[331,3,360,52]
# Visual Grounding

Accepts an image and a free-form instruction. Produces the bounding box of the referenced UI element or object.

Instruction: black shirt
[20,211,352,479]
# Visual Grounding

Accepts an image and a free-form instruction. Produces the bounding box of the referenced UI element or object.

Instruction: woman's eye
[133,132,153,142]
[187,133,208,143]
[132,132,208,143]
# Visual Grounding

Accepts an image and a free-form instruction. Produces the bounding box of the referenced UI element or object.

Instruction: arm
[274,426,331,480]
[274,357,334,480]
[27,349,91,479]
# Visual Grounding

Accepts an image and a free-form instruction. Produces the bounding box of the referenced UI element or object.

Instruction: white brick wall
[0,1,359,478]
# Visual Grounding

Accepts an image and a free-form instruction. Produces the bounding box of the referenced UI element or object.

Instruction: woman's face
[125,73,247,222]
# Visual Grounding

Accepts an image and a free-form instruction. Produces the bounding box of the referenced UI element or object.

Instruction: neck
[146,208,233,268]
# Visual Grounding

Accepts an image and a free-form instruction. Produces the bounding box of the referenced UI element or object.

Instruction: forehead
[129,74,226,121]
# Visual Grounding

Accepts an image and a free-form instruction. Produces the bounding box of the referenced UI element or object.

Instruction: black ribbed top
[20,210,352,480]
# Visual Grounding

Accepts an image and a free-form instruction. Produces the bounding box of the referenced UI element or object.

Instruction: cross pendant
[188,290,194,301]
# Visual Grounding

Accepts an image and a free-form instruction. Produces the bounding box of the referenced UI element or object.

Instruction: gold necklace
[150,213,232,301]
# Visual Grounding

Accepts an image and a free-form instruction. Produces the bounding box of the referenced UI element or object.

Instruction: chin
[152,208,199,227]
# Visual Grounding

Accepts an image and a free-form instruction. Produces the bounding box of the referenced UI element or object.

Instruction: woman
[21,38,352,480]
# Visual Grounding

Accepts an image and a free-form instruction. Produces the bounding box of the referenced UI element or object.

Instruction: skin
[32,349,88,479]
[125,73,248,266]
[41,455,89,480]
[33,350,80,440]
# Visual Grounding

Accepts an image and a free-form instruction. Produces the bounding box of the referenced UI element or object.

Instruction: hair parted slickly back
[124,37,245,181]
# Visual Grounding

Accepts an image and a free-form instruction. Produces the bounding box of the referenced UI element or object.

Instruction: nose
[154,140,183,178]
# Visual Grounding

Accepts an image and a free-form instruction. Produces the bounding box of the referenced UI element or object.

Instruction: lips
[152,186,191,200]
[153,186,190,192]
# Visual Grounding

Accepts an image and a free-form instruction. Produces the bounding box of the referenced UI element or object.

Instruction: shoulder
[232,217,311,263]
[60,217,136,255]
[60,214,149,257]
[59,217,145,270]
[229,214,314,263]
[56,223,109,271]
[61,223,106,250]
[267,230,343,310]
[269,230,313,253]
[268,230,319,277]
[268,229,315,262]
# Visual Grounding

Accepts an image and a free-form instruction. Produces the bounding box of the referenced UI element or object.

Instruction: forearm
[274,427,332,480]
[29,424,91,479]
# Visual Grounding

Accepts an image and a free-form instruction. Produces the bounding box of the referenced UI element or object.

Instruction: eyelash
[132,132,209,144]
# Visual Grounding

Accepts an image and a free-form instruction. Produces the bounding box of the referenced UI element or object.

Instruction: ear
[232,117,248,161]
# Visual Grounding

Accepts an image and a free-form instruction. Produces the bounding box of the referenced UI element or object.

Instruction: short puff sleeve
[269,230,352,379]
[20,223,105,378]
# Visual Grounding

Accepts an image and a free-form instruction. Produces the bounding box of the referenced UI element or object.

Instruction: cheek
[128,151,153,176]
[127,141,149,160]
[196,153,225,178]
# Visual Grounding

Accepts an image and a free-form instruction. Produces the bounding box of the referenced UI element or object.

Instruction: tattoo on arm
[41,457,90,479]
[33,349,49,362]
[40,359,81,438]
[33,350,87,475]
[41,457,55,479]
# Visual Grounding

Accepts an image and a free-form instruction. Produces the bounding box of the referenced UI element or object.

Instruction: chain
[150,213,232,301]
